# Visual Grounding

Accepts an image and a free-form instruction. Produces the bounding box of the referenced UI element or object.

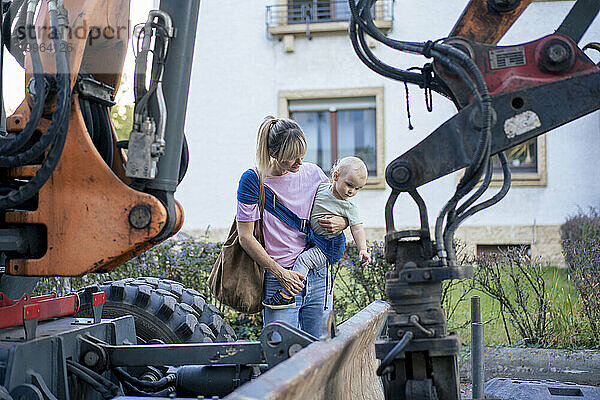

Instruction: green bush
[333,241,394,322]
[561,208,600,346]
[33,233,596,348]
[35,235,263,340]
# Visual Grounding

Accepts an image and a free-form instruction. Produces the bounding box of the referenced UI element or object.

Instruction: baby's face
[333,169,367,199]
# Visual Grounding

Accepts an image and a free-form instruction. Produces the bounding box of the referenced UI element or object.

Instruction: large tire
[76,278,237,344]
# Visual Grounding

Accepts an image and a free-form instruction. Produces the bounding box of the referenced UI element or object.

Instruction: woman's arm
[237,220,305,295]
[317,215,349,235]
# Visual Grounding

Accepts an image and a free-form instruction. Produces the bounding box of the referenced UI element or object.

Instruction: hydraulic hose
[349,0,496,264]
[0,0,47,156]
[0,0,71,209]
[2,0,26,67]
[443,153,511,261]
[113,367,175,390]
[66,362,117,400]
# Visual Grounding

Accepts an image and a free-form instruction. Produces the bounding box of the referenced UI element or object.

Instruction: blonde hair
[256,116,307,177]
[332,156,368,179]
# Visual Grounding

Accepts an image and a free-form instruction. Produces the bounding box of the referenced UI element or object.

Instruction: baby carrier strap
[307,229,346,266]
[238,169,345,265]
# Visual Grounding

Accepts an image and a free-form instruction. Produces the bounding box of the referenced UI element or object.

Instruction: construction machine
[0,0,597,399]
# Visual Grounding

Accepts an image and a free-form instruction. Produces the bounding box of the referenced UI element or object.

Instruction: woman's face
[275,154,304,174]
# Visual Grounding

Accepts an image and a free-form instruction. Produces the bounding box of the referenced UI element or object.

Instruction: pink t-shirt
[236,163,328,268]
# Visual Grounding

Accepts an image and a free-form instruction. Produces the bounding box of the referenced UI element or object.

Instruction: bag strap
[257,171,265,245]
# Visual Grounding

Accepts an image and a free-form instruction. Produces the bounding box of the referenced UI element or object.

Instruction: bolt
[546,43,569,64]
[289,343,303,356]
[129,205,152,229]
[423,271,432,280]
[488,0,520,13]
[83,351,100,367]
[391,165,411,185]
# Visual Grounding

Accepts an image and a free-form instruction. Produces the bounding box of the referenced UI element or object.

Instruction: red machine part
[435,33,599,108]
[92,292,105,306]
[0,292,82,329]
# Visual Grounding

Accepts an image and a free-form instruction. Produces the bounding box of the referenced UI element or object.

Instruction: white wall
[178,0,600,234]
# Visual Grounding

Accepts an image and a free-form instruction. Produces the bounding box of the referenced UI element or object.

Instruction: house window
[287,0,351,23]
[266,0,393,37]
[279,88,385,188]
[494,138,537,173]
[491,136,546,186]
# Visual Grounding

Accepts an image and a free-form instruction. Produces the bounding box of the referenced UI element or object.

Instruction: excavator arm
[350,0,600,399]
[0,0,199,278]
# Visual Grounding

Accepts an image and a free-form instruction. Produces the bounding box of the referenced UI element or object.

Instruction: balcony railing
[266,0,393,36]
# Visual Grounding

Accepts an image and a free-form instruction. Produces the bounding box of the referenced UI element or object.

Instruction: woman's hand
[317,215,348,235]
[275,267,305,296]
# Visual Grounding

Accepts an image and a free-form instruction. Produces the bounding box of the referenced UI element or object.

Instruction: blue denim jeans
[263,257,333,338]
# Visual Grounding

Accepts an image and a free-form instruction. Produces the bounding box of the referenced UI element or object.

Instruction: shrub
[472,247,551,346]
[333,241,394,322]
[561,208,600,345]
[34,235,264,340]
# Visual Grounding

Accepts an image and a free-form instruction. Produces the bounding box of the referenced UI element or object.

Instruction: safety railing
[266,0,393,36]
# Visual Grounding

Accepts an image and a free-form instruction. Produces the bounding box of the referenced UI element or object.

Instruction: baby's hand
[359,250,371,267]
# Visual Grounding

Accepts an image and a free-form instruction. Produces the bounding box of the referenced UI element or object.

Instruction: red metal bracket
[23,303,41,320]
[0,292,80,330]
[92,292,105,306]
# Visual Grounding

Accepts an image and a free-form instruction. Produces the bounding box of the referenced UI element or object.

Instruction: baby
[263,156,371,309]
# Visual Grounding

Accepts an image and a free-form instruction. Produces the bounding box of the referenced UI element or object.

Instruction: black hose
[443,153,511,261]
[113,367,175,390]
[66,362,116,400]
[79,97,95,142]
[0,2,71,209]
[99,105,114,167]
[2,0,26,67]
[349,0,496,263]
[376,331,414,376]
[120,380,175,397]
[0,3,47,156]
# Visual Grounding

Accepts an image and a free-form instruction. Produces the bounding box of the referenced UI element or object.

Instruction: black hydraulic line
[348,14,425,86]
[2,0,26,67]
[99,105,114,167]
[113,367,175,390]
[435,139,491,261]
[0,2,70,209]
[443,158,493,260]
[444,153,511,261]
[454,153,511,226]
[90,100,102,147]
[0,3,47,156]
[376,331,415,376]
[455,159,494,217]
[66,363,115,400]
[88,102,114,166]
[79,97,95,142]
[120,380,175,397]
[349,0,496,261]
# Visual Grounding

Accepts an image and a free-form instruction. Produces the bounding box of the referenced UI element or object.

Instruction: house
[178,0,600,265]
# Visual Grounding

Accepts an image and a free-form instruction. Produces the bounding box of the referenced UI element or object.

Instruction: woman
[236,116,347,337]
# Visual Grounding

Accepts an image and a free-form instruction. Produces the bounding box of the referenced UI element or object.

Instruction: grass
[444,266,594,348]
